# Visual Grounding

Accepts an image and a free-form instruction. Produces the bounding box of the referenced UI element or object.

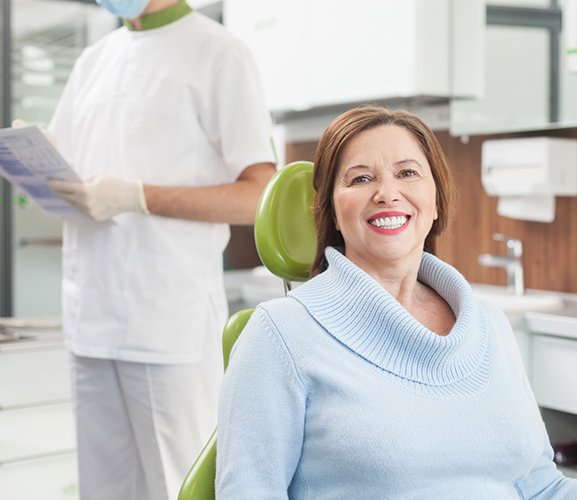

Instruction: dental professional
[216,106,577,499]
[43,0,276,498]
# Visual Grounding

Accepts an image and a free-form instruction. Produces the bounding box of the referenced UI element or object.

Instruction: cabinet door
[223,0,309,112]
[0,403,76,463]
[0,345,70,408]
[10,0,118,318]
[532,335,577,414]
[224,0,483,113]
[0,452,78,500]
[306,0,439,106]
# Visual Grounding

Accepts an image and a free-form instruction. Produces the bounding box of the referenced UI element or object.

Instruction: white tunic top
[49,12,276,363]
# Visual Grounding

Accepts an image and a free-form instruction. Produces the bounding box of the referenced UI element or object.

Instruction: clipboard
[0,125,82,216]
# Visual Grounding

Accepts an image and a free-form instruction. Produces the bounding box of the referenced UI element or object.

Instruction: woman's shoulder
[254,295,313,330]
[241,295,325,357]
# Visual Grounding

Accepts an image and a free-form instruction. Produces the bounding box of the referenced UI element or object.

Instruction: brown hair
[310,105,456,276]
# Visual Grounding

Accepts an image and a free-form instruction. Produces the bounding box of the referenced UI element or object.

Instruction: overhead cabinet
[223,0,485,114]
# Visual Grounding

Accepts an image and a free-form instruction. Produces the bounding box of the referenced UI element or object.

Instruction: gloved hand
[48,175,150,221]
[12,118,58,148]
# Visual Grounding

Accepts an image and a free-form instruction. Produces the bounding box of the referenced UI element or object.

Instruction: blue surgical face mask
[96,0,149,19]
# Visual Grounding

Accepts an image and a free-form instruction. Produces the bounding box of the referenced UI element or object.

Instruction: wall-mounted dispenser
[481,137,577,222]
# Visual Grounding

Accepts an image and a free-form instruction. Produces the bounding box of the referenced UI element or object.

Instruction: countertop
[0,328,64,354]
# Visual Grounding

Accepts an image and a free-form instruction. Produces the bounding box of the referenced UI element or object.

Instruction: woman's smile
[367,211,411,234]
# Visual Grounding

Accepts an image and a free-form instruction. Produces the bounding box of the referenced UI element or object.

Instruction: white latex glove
[12,118,58,148]
[48,175,150,221]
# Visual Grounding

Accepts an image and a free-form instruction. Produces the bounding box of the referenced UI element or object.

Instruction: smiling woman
[216,105,577,500]
[311,106,456,277]
[332,125,438,276]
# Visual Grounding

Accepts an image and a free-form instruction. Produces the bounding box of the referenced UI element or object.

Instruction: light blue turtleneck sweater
[216,248,577,499]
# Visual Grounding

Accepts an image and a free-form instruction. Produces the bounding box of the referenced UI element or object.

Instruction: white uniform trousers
[70,354,222,500]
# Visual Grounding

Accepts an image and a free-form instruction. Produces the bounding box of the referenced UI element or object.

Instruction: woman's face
[332,124,438,272]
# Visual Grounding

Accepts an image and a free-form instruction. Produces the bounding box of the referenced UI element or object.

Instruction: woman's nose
[372,177,400,204]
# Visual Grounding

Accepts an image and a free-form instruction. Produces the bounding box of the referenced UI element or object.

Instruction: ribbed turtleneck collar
[290,248,489,392]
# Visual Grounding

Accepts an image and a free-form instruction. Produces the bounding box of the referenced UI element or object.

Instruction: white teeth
[369,215,408,229]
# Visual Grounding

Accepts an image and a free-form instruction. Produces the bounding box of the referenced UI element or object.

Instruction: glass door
[9,0,117,317]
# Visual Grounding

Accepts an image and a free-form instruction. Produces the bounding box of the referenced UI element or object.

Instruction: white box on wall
[481,136,577,222]
[481,137,577,197]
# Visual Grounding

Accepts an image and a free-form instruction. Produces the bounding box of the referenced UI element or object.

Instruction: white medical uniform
[49,8,275,500]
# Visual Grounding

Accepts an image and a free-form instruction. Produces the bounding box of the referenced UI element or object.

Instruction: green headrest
[254,161,317,282]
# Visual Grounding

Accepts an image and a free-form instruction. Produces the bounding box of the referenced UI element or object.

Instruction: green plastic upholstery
[177,161,317,500]
[254,161,316,282]
[177,429,216,500]
[221,308,254,370]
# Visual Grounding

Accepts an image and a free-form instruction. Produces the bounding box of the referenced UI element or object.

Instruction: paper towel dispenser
[481,137,577,222]
[482,137,577,196]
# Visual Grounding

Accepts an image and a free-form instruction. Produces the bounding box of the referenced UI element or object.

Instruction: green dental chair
[177,160,316,500]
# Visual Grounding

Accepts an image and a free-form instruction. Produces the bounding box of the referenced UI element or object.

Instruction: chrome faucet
[478,233,524,295]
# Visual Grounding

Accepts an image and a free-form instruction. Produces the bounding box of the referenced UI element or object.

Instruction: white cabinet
[223,0,485,113]
[0,331,78,500]
[531,335,577,414]
[0,344,70,408]
[525,307,577,414]
[0,453,78,500]
[223,0,308,112]
[0,403,76,463]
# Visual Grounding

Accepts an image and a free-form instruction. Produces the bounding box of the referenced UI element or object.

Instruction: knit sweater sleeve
[514,431,577,499]
[216,305,307,499]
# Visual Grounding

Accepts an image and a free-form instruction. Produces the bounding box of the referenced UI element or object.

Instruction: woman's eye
[399,169,418,178]
[351,175,371,185]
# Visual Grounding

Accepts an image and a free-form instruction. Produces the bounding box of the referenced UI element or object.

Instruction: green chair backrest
[254,161,316,283]
[177,161,317,500]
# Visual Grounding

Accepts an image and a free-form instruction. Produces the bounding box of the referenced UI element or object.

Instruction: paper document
[0,125,81,216]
